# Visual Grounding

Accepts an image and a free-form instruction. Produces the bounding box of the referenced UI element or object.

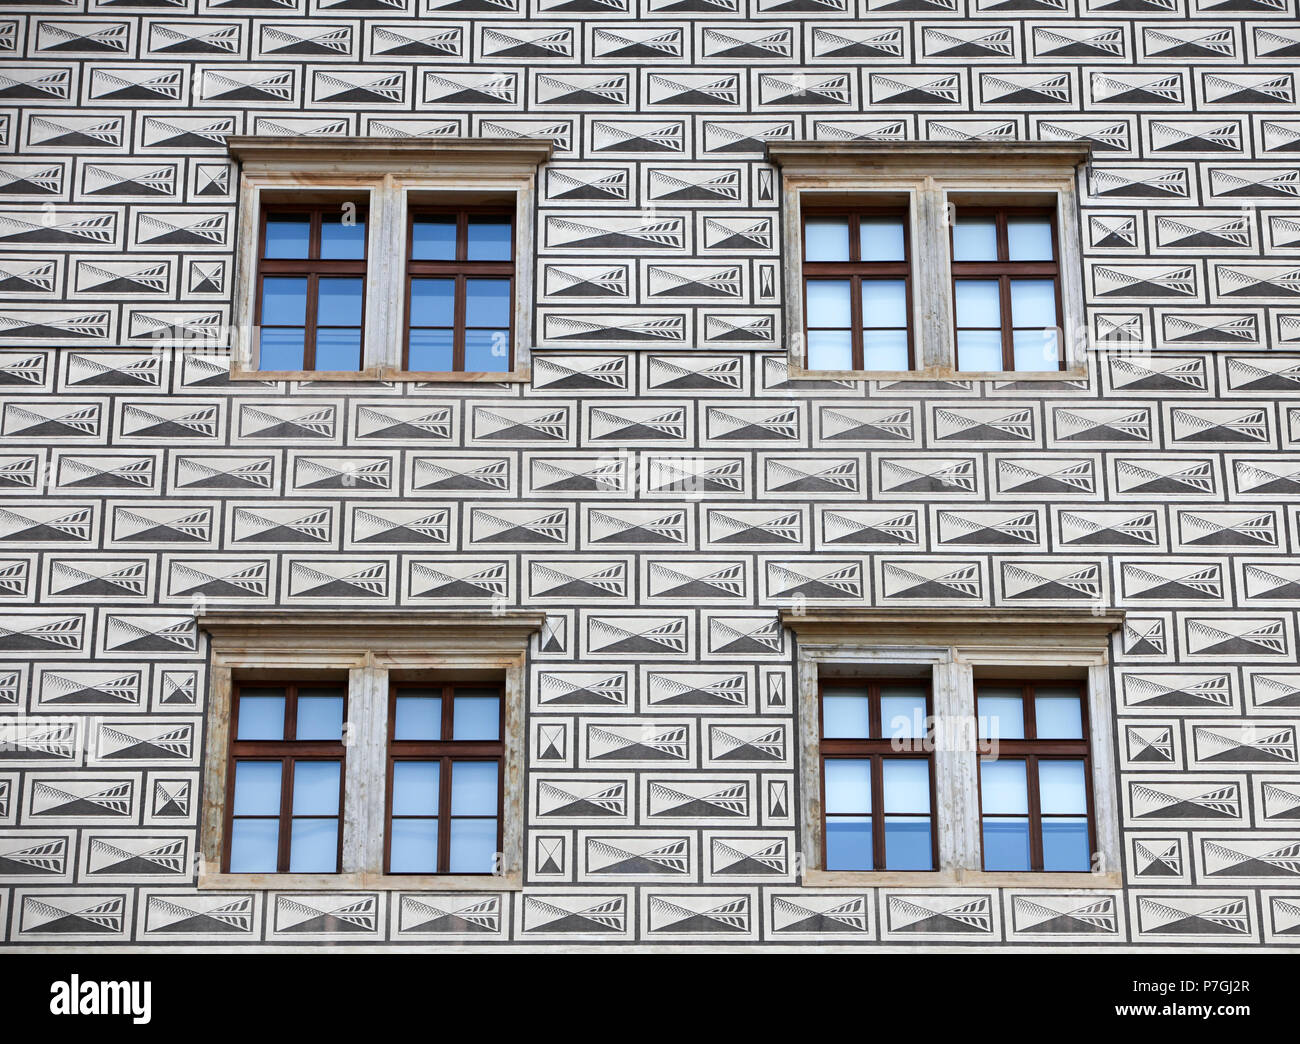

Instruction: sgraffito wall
[1,0,1299,948]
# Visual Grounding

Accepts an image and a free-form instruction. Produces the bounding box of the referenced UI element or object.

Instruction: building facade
[2,0,1300,950]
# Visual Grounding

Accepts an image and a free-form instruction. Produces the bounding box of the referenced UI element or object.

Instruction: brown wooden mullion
[437,754,452,874]
[870,754,885,870]
[277,757,294,873]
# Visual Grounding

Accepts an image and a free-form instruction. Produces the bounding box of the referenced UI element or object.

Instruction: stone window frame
[197,610,544,891]
[768,141,1092,382]
[782,608,1124,890]
[226,136,551,383]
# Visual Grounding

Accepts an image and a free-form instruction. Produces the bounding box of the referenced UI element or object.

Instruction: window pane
[980,758,1028,814]
[806,330,853,371]
[392,761,439,816]
[825,758,871,814]
[315,328,363,372]
[317,277,363,326]
[229,819,279,873]
[394,696,441,740]
[289,818,338,872]
[465,329,510,373]
[822,690,870,738]
[410,278,454,326]
[232,761,281,816]
[453,693,500,740]
[1035,690,1083,739]
[237,692,285,740]
[954,215,998,261]
[295,693,344,740]
[259,328,305,371]
[407,329,454,371]
[885,817,933,870]
[264,214,310,259]
[390,818,438,874]
[261,276,307,325]
[1008,216,1054,261]
[862,330,909,371]
[451,761,498,816]
[861,279,907,328]
[467,215,512,261]
[804,217,849,261]
[957,330,1002,372]
[983,818,1030,871]
[826,817,872,871]
[882,759,930,813]
[1012,329,1060,372]
[1010,279,1056,328]
[979,691,1024,739]
[466,278,511,327]
[449,817,497,873]
[955,279,1000,328]
[320,214,366,259]
[1039,759,1088,815]
[806,279,851,328]
[291,760,340,815]
[860,216,905,261]
[881,687,927,741]
[1042,818,1091,871]
[412,216,456,260]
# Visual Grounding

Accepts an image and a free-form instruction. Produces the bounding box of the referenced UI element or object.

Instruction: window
[198,610,542,889]
[820,679,934,872]
[227,136,549,381]
[769,141,1089,380]
[976,680,1094,873]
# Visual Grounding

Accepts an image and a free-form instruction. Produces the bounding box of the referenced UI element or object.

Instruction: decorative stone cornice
[225,135,554,173]
[198,609,547,653]
[779,607,1125,650]
[766,140,1092,173]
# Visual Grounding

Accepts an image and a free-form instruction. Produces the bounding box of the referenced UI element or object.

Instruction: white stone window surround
[226,136,551,383]
[197,610,544,891]
[782,608,1124,890]
[769,141,1092,382]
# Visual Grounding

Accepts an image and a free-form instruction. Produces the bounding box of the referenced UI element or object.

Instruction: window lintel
[767,140,1092,177]
[226,135,553,177]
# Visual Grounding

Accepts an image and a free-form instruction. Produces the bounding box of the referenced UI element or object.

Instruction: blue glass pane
[807,329,853,371]
[237,693,284,740]
[1008,216,1054,261]
[860,217,905,261]
[883,759,931,813]
[449,818,497,873]
[264,215,309,259]
[229,819,278,873]
[321,215,366,259]
[805,217,849,261]
[825,758,871,814]
[1035,690,1083,739]
[390,818,438,873]
[232,761,281,816]
[259,328,304,371]
[957,330,1002,372]
[466,278,511,327]
[981,759,1028,814]
[980,691,1025,739]
[881,687,927,740]
[954,216,998,261]
[955,279,1001,327]
[1039,759,1088,815]
[453,694,500,740]
[317,277,363,326]
[1042,818,1091,871]
[826,817,872,871]
[394,696,441,740]
[1010,279,1056,328]
[295,694,344,740]
[451,761,498,816]
[1012,328,1060,372]
[467,216,512,261]
[862,279,907,327]
[289,817,338,872]
[465,329,510,373]
[315,328,362,371]
[407,329,453,372]
[392,761,439,816]
[261,276,307,324]
[822,691,870,738]
[862,330,909,371]
[412,217,456,260]
[806,279,851,327]
[885,818,933,870]
[410,278,454,326]
[983,818,1031,871]
[292,760,340,815]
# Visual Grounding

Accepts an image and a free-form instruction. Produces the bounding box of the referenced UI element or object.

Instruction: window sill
[803,869,1121,890]
[198,870,523,892]
[227,367,530,383]
[785,364,1087,383]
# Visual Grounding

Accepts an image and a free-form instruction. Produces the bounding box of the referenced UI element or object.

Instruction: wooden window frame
[384,682,505,876]
[801,208,914,372]
[818,678,937,873]
[254,205,369,372]
[402,206,516,374]
[975,679,1097,873]
[224,680,348,875]
[950,205,1065,373]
